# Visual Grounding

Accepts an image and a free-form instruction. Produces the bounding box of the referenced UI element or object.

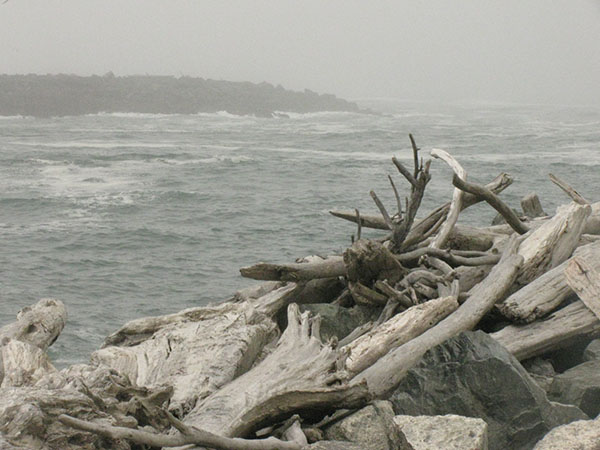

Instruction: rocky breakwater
[2,135,600,449]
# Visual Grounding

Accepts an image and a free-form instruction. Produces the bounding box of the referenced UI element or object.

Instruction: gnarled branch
[452,174,529,234]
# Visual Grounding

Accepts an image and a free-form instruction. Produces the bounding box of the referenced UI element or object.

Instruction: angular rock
[389,331,576,450]
[394,414,488,450]
[583,339,600,362]
[299,303,377,342]
[323,400,413,450]
[548,360,600,418]
[533,417,600,450]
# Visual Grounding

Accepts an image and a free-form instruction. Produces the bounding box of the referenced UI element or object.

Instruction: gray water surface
[1,101,599,366]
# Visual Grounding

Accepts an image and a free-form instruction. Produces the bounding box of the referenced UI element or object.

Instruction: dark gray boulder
[389,331,580,450]
[548,360,600,418]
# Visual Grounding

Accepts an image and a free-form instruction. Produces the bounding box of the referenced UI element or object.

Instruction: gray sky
[1,1,600,105]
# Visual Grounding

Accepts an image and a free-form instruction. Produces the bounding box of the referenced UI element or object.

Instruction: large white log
[492,301,600,361]
[93,300,279,415]
[498,240,600,323]
[516,202,590,286]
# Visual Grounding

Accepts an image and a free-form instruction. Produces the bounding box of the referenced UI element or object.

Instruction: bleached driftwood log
[352,236,523,397]
[93,285,302,415]
[344,295,458,375]
[0,299,67,389]
[0,340,57,388]
[240,257,346,282]
[492,301,600,361]
[516,202,590,286]
[498,240,600,322]
[181,303,369,437]
[565,256,600,320]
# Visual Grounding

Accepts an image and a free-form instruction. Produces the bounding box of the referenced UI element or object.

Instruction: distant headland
[0,73,363,118]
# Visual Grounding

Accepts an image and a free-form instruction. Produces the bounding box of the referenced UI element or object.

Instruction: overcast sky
[1,1,599,105]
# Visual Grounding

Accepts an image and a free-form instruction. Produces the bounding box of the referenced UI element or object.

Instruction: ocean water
[1,100,599,366]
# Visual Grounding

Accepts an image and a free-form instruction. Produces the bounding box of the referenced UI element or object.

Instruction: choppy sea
[1,100,599,366]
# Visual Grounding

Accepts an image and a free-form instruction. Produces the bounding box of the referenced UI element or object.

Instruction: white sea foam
[257,146,403,161]
[194,111,256,119]
[14,141,179,149]
[157,155,252,165]
[273,111,363,119]
[88,112,180,119]
[28,158,69,165]
[0,115,33,120]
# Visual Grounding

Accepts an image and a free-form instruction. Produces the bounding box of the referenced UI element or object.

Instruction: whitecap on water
[13,141,179,149]
[255,146,408,161]
[273,111,365,119]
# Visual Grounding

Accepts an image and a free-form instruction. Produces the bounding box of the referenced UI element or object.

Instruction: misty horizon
[1,1,600,107]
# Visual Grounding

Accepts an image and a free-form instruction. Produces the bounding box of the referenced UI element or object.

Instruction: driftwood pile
[2,136,600,449]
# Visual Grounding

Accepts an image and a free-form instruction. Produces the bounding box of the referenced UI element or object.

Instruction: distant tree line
[0,73,361,118]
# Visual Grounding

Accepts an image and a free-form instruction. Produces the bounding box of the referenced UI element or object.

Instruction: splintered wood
[565,256,600,320]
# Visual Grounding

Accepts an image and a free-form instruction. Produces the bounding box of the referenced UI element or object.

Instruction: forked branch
[371,135,431,252]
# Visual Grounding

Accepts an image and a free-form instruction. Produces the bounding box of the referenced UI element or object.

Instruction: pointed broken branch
[549,173,589,205]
